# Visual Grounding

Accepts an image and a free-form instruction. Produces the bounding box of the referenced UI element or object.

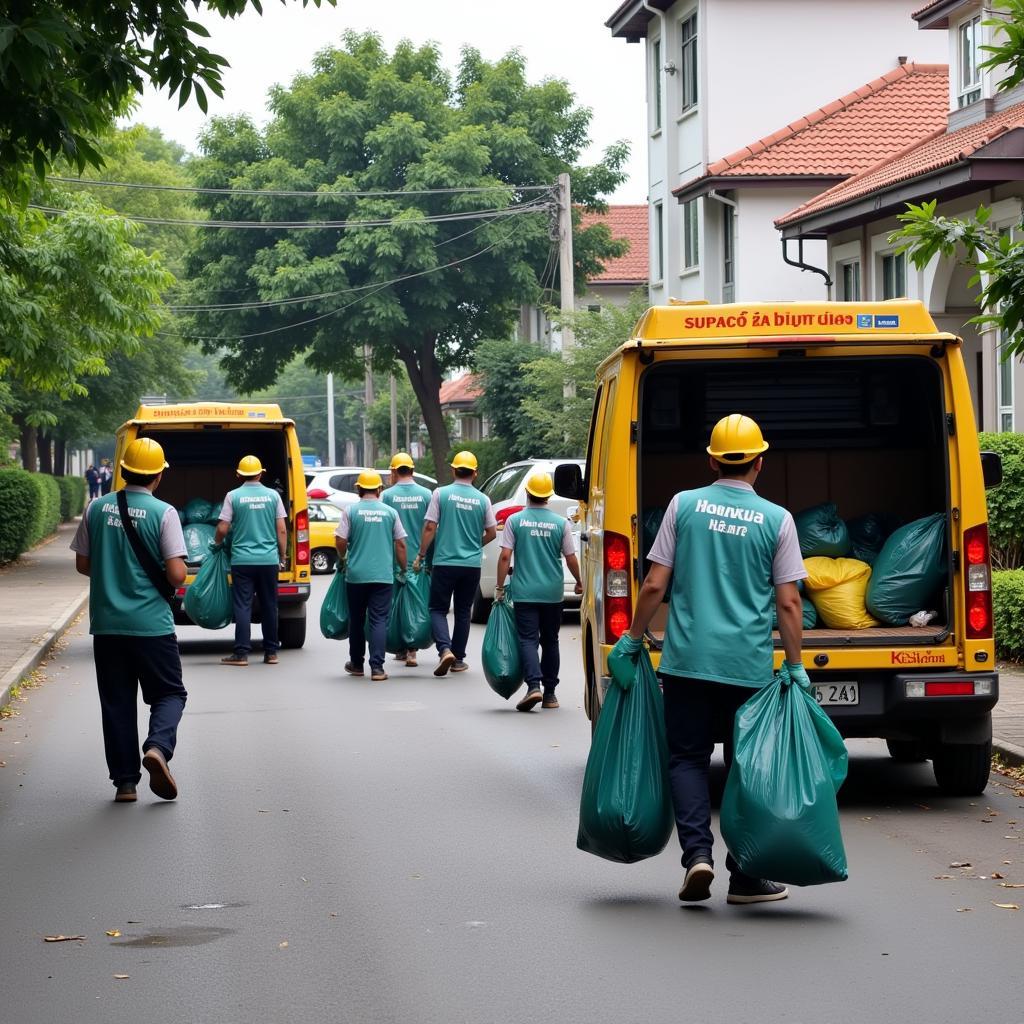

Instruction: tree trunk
[37,429,53,474]
[18,421,37,472]
[401,338,451,482]
[54,437,67,476]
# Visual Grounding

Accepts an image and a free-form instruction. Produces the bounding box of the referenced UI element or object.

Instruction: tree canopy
[182,32,628,471]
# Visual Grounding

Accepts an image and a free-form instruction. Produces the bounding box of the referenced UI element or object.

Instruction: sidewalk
[994,667,1024,767]
[0,521,89,707]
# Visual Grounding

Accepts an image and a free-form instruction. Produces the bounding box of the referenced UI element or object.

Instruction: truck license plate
[814,682,859,706]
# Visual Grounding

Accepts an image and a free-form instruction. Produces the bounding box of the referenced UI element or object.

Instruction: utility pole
[363,343,375,466]
[389,374,398,454]
[326,372,336,466]
[557,171,575,354]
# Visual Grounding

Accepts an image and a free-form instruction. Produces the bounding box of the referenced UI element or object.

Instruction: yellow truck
[114,403,312,648]
[553,300,1002,795]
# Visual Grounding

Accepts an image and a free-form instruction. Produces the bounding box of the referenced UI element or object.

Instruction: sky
[131,0,648,204]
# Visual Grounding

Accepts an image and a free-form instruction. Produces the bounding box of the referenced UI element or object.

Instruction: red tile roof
[777,99,1024,228]
[912,0,944,16]
[579,204,649,283]
[438,372,482,407]
[676,64,948,193]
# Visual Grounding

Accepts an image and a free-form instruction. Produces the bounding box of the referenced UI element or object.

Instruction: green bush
[26,473,61,547]
[54,475,85,521]
[0,469,42,562]
[978,432,1024,568]
[993,569,1024,661]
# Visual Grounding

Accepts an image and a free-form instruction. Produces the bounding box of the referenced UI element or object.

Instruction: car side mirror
[981,451,1003,489]
[553,462,585,501]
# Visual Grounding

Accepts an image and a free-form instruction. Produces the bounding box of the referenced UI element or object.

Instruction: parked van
[114,403,311,648]
[553,300,1002,795]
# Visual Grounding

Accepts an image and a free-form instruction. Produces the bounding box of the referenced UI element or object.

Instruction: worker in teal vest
[494,471,582,712]
[70,437,188,803]
[215,455,287,667]
[416,451,497,676]
[613,414,808,907]
[383,451,432,668]
[335,470,407,681]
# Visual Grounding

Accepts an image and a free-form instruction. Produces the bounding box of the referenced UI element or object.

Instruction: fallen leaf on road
[329,913,337,918]
[934,875,954,880]
[105,930,121,938]
[279,941,289,949]
[992,872,1005,879]
[981,818,994,823]
[950,861,972,868]
[113,974,129,980]
[257,809,270,814]
[992,902,1020,910]
[999,882,1024,888]
[956,907,973,912]
[44,935,84,942]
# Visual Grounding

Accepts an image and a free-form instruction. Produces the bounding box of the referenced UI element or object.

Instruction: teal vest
[346,499,399,585]
[86,490,175,636]
[506,506,566,604]
[433,483,488,567]
[659,482,786,688]
[382,481,432,561]
[228,484,280,566]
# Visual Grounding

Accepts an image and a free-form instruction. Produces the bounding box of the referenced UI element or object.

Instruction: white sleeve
[773,513,808,585]
[69,512,91,556]
[275,494,286,519]
[424,490,441,524]
[218,494,233,523]
[392,514,407,540]
[482,496,497,529]
[160,507,188,559]
[561,520,575,556]
[500,520,515,550]
[646,495,679,567]
[334,509,350,540]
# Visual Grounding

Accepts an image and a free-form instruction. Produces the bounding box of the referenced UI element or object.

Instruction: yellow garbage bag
[803,557,880,630]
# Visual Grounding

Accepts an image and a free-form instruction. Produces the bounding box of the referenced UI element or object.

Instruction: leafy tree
[366,371,428,455]
[472,338,549,462]
[892,1,1024,355]
[0,0,334,186]
[182,33,628,478]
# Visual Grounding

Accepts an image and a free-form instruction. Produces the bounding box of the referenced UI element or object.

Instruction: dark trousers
[347,582,393,672]
[231,563,279,657]
[514,601,562,692]
[661,675,758,879]
[93,634,187,786]
[429,564,480,660]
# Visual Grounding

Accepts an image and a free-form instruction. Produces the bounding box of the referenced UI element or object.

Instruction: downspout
[642,1,669,299]
[781,235,833,298]
[707,189,737,299]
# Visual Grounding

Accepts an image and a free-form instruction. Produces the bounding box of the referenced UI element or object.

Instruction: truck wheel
[886,738,928,763]
[932,740,992,796]
[278,611,307,649]
[311,549,335,574]
[470,587,492,624]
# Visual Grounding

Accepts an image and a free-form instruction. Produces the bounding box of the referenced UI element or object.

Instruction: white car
[472,458,585,622]
[306,466,437,507]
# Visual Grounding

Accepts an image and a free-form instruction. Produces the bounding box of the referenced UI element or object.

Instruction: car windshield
[311,502,341,522]
[481,464,531,504]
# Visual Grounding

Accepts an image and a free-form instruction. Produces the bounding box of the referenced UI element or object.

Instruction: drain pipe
[781,236,833,298]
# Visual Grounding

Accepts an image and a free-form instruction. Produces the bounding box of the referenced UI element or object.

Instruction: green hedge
[26,473,61,547]
[978,432,1024,569]
[993,568,1024,661]
[0,469,43,562]
[54,475,85,521]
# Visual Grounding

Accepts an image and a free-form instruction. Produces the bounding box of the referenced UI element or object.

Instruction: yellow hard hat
[357,469,383,490]
[120,438,168,475]
[390,452,414,470]
[236,455,263,477]
[706,414,769,465]
[451,450,478,471]
[525,472,554,499]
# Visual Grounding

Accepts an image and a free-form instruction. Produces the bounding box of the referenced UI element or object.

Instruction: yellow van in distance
[552,300,1002,796]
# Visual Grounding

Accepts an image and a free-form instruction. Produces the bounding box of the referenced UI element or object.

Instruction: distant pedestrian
[85,465,100,500]
[416,451,497,676]
[98,458,113,495]
[382,452,432,667]
[214,455,287,667]
[494,472,582,712]
[70,437,188,803]
[335,470,407,681]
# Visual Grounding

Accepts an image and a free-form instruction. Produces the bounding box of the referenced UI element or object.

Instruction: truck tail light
[495,504,524,527]
[604,531,632,642]
[963,523,992,640]
[296,509,310,565]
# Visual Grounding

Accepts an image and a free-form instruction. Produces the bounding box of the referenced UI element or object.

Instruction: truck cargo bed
[645,623,949,650]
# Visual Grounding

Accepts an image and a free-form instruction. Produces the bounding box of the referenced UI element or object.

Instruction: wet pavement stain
[111,926,234,948]
[180,901,249,910]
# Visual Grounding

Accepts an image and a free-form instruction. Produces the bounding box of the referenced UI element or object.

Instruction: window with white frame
[841,260,861,301]
[722,203,735,302]
[999,335,1014,432]
[682,199,699,269]
[680,12,698,112]
[651,38,662,130]
[881,252,906,299]
[958,14,982,107]
[654,202,664,280]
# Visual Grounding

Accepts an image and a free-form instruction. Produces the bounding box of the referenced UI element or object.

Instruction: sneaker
[263,653,279,665]
[220,655,248,667]
[141,747,178,801]
[727,877,789,905]
[450,660,469,673]
[516,687,543,712]
[405,653,418,667]
[434,649,456,677]
[542,691,560,709]
[678,858,714,902]
[370,669,388,681]
[114,782,137,803]
[345,662,365,677]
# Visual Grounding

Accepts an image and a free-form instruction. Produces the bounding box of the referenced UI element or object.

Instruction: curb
[993,738,1024,770]
[0,589,88,709]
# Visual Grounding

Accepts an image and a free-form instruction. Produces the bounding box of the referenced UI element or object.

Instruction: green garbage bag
[182,522,217,564]
[770,584,818,631]
[386,570,433,653]
[182,497,216,525]
[183,545,232,630]
[866,513,947,626]
[320,568,350,640]
[846,513,891,566]
[482,595,523,699]
[577,646,675,864]
[794,503,851,558]
[721,666,848,886]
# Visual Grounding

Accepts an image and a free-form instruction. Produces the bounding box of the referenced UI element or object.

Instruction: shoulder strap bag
[117,489,175,605]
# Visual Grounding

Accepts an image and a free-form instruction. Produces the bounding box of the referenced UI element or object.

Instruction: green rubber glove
[608,633,643,691]
[783,660,811,690]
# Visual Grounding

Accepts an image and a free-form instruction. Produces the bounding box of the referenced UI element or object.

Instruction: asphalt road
[2,578,1022,1024]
